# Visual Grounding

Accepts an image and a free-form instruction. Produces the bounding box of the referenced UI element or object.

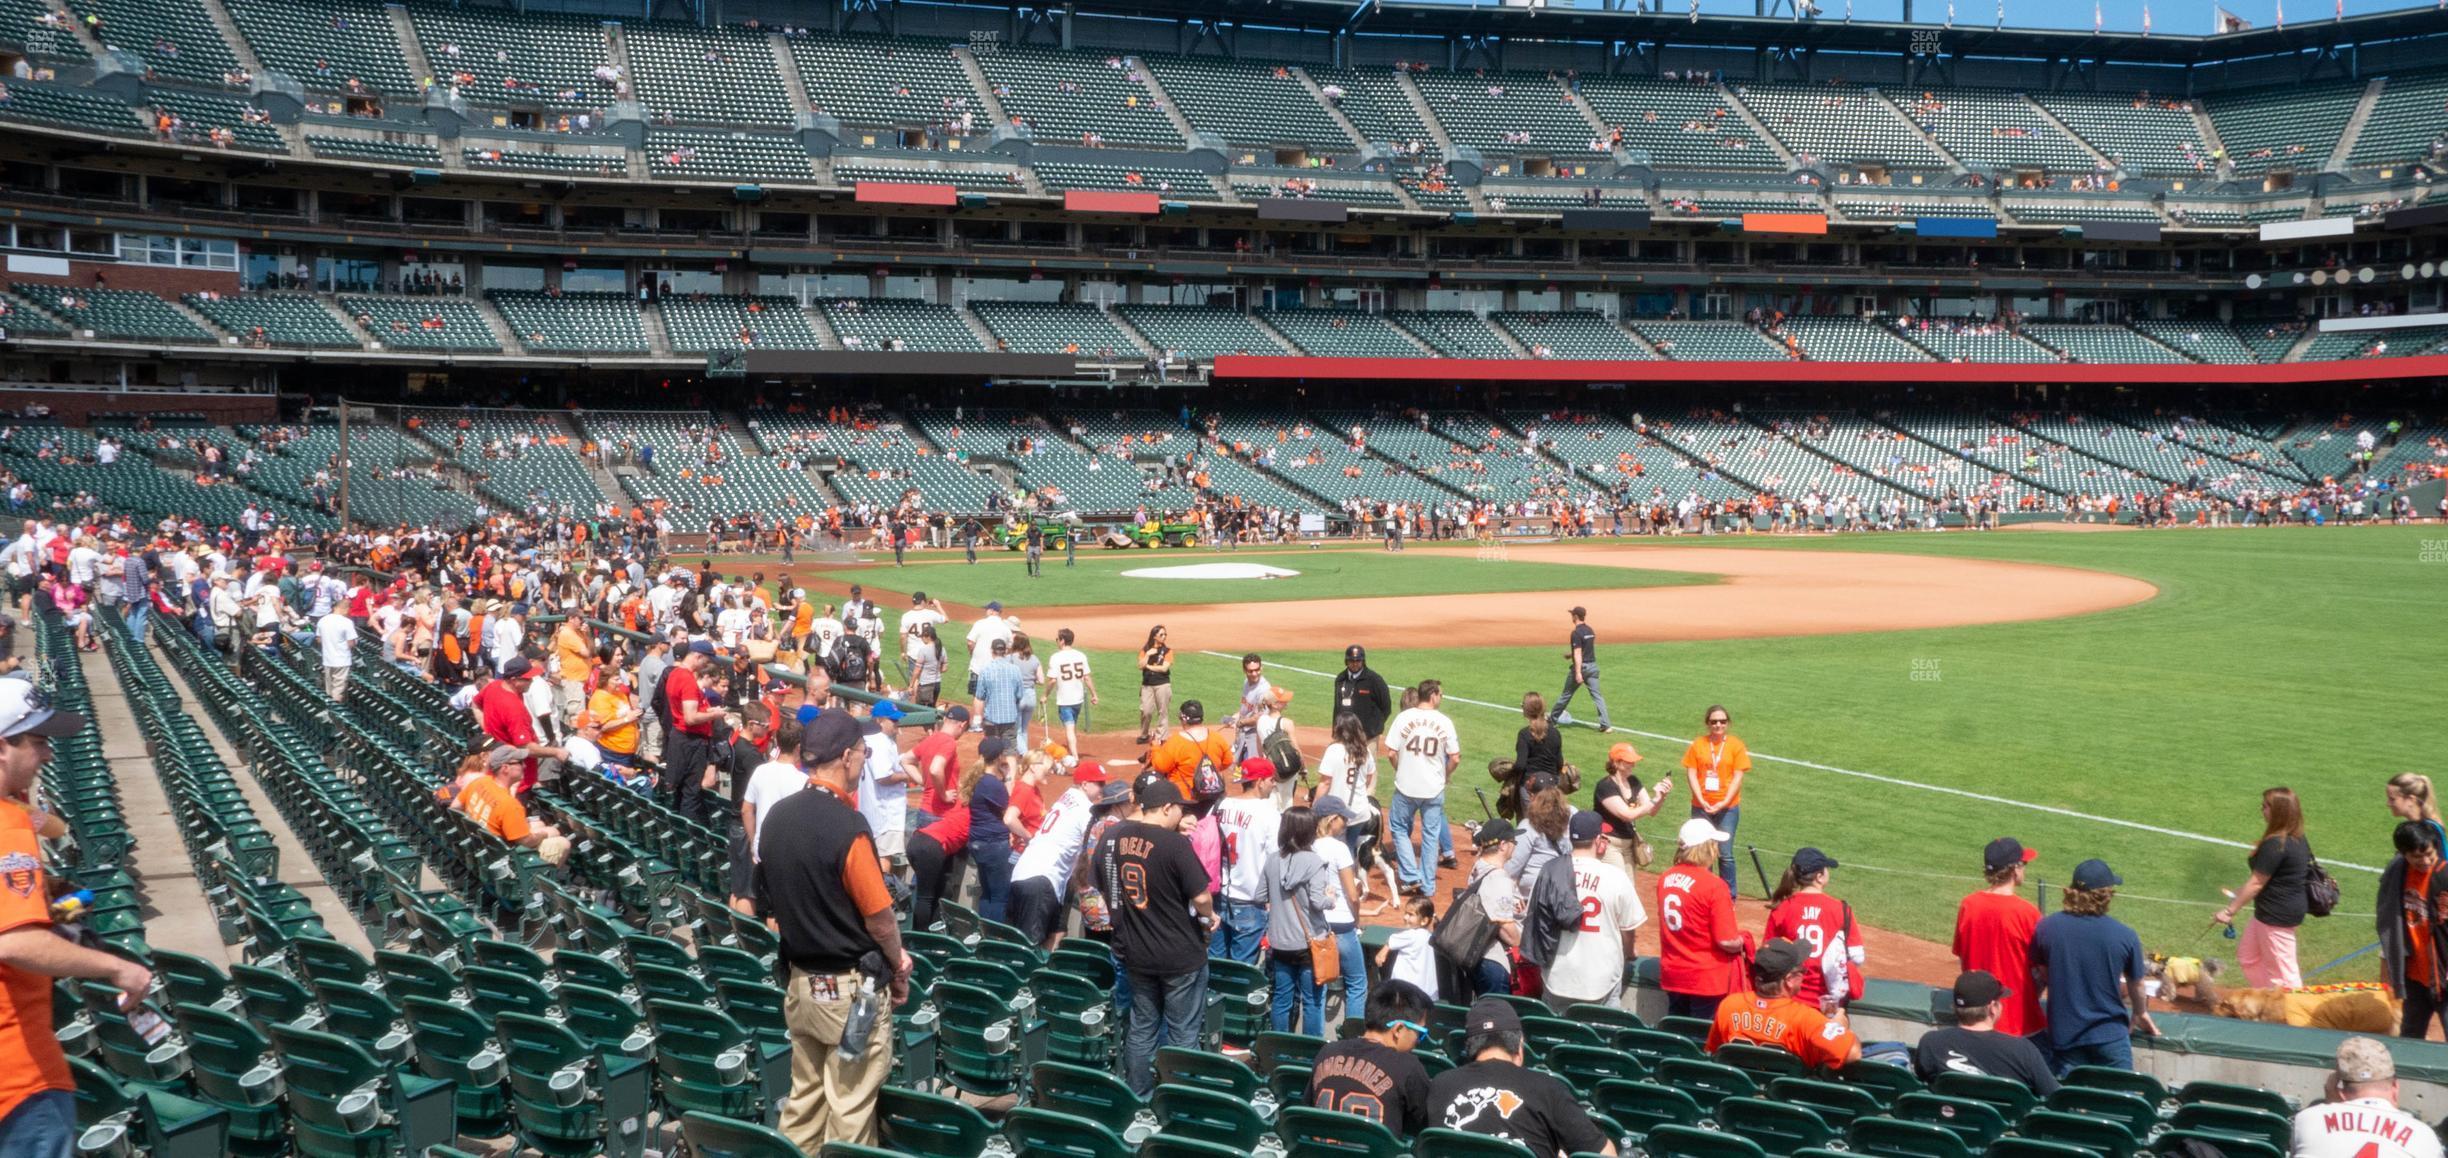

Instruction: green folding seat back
[1648,1123,1774,1158]
[2175,1080,2294,1118]
[1254,1030,1330,1076]
[933,979,1040,1099]
[1766,1077,1884,1131]
[263,1020,457,1158]
[310,980,415,1066]
[465,964,559,1024]
[1833,1059,1925,1102]
[1410,1127,1537,1157]
[877,1085,1000,1158]
[557,982,654,1058]
[683,1109,808,1157]
[1593,1078,1706,1140]
[1142,1136,1252,1158]
[551,948,636,998]
[1031,967,1119,1067]
[1028,1060,1146,1138]
[1715,1041,1807,1079]
[495,1010,653,1158]
[1278,1104,1406,1158]
[1150,1082,1271,1152]
[1996,1139,2117,1158]
[229,961,324,1030]
[68,1055,233,1158]
[167,1002,288,1154]
[374,949,466,1007]
[2062,1065,2169,1109]
[2153,1132,2281,1158]
[1156,1044,1262,1100]
[1656,1057,1760,1111]
[151,950,242,1015]
[1926,1071,2037,1120]
[1656,1014,1713,1042]
[2167,1102,2290,1150]
[1846,1116,1975,1158]
[2044,1085,2158,1140]
[1003,1105,1137,1158]
[643,998,789,1125]
[398,995,515,1139]
[1614,1025,1707,1067]
[1716,1096,1836,1156]
[1208,958,1270,1048]
[1888,1093,2008,1148]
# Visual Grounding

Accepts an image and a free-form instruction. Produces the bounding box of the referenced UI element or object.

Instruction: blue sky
[1658,0,2433,33]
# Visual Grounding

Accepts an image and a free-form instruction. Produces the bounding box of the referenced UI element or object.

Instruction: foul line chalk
[1205,651,2382,876]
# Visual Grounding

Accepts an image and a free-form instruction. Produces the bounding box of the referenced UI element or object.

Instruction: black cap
[1178,699,1204,724]
[990,638,1010,653]
[798,711,864,766]
[1474,818,1517,847]
[1345,645,1366,663]
[1753,938,1808,979]
[500,655,535,679]
[1465,996,1522,1036]
[1953,970,2010,1009]
[1138,779,1187,811]
[911,591,927,603]
[1793,847,1839,875]
[1983,837,2038,873]
[978,736,1012,763]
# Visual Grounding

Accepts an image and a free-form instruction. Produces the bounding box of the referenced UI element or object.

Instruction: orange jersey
[1682,736,1751,811]
[0,801,71,1122]
[1706,989,1858,1069]
[1148,728,1234,797]
[456,776,532,843]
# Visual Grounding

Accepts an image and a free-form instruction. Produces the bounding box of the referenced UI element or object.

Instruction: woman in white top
[1315,712,1393,914]
[714,594,753,651]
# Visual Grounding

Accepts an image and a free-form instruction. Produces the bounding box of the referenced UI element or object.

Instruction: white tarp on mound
[1119,562,1300,580]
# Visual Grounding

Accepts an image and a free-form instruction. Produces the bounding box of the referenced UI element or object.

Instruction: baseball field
[780,524,2444,985]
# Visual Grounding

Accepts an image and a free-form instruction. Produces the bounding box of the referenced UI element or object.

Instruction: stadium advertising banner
[853,182,960,207]
[2260,216,2355,242]
[1916,217,1999,239]
[1064,191,1162,214]
[1255,198,1351,224]
[1741,212,1829,235]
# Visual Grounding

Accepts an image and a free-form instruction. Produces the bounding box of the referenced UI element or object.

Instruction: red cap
[1238,756,1278,783]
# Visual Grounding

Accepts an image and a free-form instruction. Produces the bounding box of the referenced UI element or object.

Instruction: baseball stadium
[4,0,2448,1150]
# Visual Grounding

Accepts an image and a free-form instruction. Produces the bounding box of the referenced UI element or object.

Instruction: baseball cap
[1138,778,1187,810]
[1238,756,1277,783]
[484,744,527,769]
[500,656,536,679]
[1071,761,1108,785]
[798,711,865,766]
[1984,838,2039,873]
[941,705,971,724]
[1272,687,1294,706]
[911,591,928,603]
[1312,795,1355,822]
[1465,996,1523,1036]
[1753,938,1808,979]
[1568,809,1605,844]
[796,704,824,726]
[1344,645,1366,663]
[990,638,1010,654]
[985,601,1002,612]
[1952,970,2011,1010]
[1569,605,1587,619]
[1792,847,1840,875]
[1607,742,1641,765]
[1094,780,1133,809]
[2071,858,2123,891]
[1474,817,1518,847]
[1178,700,1204,724]
[1133,770,1166,799]
[869,701,905,722]
[1677,817,1733,846]
[687,640,718,657]
[978,736,1012,764]
[2337,1037,2398,1084]
[0,681,82,740]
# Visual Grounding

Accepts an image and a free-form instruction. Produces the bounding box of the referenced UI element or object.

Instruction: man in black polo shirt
[1548,606,1611,733]
[755,710,911,1153]
[1094,778,1215,1096]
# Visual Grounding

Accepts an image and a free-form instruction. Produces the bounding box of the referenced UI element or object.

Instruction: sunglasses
[1706,718,1729,726]
[1389,1019,1430,1039]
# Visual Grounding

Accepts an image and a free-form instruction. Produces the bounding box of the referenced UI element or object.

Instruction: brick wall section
[10,262,243,300]
[0,391,276,425]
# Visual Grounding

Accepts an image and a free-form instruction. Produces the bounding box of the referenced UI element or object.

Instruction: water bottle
[839,976,881,1061]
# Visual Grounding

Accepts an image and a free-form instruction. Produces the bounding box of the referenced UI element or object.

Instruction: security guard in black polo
[754,709,910,1152]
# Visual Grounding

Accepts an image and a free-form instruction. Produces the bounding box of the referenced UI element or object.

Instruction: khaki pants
[322,665,350,703]
[640,713,665,765]
[780,968,892,1153]
[1139,683,1172,741]
[1598,834,1639,874]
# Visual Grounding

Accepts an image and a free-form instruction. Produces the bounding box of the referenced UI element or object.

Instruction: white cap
[1676,817,1733,847]
[0,680,84,740]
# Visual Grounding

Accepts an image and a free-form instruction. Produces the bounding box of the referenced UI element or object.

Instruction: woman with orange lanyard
[1681,704,1751,896]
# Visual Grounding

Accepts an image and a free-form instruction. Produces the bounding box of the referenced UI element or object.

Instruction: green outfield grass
[807,546,1713,607]
[873,527,2442,979]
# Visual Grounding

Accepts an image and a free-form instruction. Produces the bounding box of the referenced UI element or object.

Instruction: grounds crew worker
[0,679,152,1154]
[756,709,911,1152]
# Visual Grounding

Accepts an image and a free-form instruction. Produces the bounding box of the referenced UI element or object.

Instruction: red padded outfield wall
[1208,355,2448,386]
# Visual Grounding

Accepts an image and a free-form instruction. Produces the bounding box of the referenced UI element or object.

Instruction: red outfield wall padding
[854,182,959,207]
[1065,190,1162,214]
[1742,212,1829,235]
[1207,354,2448,386]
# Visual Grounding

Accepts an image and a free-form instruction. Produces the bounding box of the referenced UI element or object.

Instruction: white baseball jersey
[1214,796,1281,903]
[1543,854,1647,1003]
[1385,707,1459,799]
[2290,1099,2443,1158]
[807,616,846,658]
[966,613,1012,654]
[901,607,946,656]
[1011,786,1097,888]
[1047,648,1091,707]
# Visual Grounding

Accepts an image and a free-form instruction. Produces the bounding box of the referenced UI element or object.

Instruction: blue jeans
[1552,662,1610,729]
[1389,792,1447,898]
[1269,951,1325,1036]
[0,1090,75,1158]
[1470,957,1511,1001]
[1694,804,1740,896]
[1209,898,1267,964]
[1333,929,1367,1025]
[970,838,1013,924]
[124,599,149,644]
[2049,1035,2133,1076]
[1124,966,1209,1097]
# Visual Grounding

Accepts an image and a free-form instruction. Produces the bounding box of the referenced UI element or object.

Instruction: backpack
[648,666,675,730]
[1519,851,1581,968]
[1261,724,1305,781]
[1431,873,1501,970]
[829,633,871,684]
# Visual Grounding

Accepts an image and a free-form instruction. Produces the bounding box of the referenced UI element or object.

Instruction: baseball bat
[1749,846,1773,897]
